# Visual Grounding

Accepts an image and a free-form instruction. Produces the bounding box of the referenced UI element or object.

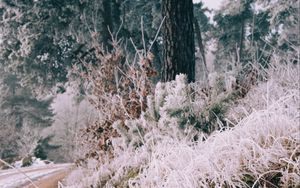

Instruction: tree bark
[239,19,245,64]
[101,0,113,50]
[111,0,121,29]
[194,17,207,72]
[162,0,195,82]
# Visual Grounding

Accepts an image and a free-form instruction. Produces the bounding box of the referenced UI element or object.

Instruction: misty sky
[194,0,223,10]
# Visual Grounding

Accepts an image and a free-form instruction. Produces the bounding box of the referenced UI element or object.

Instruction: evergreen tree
[0,0,163,92]
[256,0,299,55]
[213,0,254,68]
[213,0,298,71]
[0,0,78,94]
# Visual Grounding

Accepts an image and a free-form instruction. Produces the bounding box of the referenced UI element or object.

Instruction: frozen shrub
[16,123,40,158]
[21,155,33,167]
[71,36,157,163]
[113,74,203,149]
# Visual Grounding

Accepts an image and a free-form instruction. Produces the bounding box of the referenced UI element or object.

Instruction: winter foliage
[64,62,300,187]
[0,0,299,187]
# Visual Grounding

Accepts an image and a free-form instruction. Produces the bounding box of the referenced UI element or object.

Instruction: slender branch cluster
[72,36,157,162]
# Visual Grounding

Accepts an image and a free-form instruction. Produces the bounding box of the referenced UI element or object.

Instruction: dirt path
[0,164,73,188]
[23,168,71,188]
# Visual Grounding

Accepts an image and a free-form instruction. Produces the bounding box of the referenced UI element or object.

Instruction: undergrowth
[64,58,299,187]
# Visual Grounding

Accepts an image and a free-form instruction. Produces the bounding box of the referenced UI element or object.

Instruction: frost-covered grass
[64,62,300,188]
[227,60,299,124]
[130,94,299,187]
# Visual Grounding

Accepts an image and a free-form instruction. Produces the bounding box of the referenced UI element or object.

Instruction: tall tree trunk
[239,17,245,64]
[111,0,121,32]
[101,0,113,50]
[194,17,207,72]
[152,40,162,81]
[162,0,195,82]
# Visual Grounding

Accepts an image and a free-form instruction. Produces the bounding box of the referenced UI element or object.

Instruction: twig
[141,16,147,56]
[148,16,166,54]
[57,180,64,188]
[115,18,124,40]
[130,38,142,60]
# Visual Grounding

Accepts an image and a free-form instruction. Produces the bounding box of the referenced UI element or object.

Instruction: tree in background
[0,71,55,159]
[213,0,298,72]
[193,2,212,80]
[162,0,195,82]
[45,89,95,162]
[213,0,254,70]
[0,0,164,93]
[0,115,17,160]
[0,0,86,96]
[256,0,299,59]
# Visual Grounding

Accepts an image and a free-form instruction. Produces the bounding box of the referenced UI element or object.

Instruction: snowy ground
[0,163,73,188]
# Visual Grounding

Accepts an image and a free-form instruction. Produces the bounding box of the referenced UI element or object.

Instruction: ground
[0,164,73,188]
